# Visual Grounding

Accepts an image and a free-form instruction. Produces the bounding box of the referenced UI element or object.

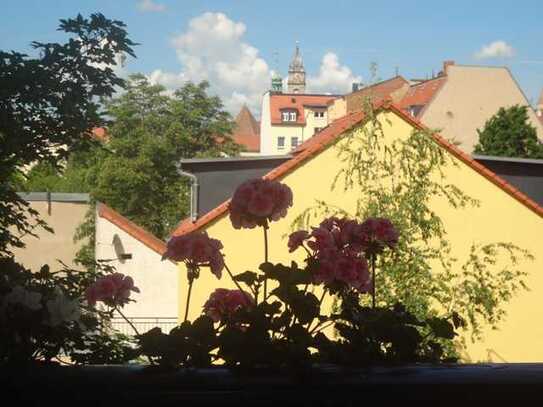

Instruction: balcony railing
[110,317,178,335]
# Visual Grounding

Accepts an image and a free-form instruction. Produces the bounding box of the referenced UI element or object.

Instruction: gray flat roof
[180,155,292,164]
[17,192,90,203]
[473,155,543,165]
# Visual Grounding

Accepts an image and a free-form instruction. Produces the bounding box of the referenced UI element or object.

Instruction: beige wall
[11,199,89,272]
[421,65,543,152]
[95,210,178,319]
[328,97,346,122]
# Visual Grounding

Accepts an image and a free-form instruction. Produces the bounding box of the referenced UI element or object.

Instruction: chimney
[443,60,455,74]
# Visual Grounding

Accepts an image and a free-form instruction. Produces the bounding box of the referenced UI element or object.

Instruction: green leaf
[233,270,258,287]
[427,317,456,339]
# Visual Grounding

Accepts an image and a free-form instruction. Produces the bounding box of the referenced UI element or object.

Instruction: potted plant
[2,178,542,405]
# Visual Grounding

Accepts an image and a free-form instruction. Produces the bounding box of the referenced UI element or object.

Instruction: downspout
[179,170,199,222]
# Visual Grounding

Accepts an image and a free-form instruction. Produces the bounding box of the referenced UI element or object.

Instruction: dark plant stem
[115,306,157,365]
[224,263,254,302]
[371,254,376,308]
[184,277,194,322]
[115,306,140,336]
[307,289,327,331]
[263,224,269,301]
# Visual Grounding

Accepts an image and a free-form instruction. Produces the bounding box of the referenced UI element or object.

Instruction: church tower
[287,43,306,94]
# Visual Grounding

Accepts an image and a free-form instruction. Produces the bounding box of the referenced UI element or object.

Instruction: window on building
[278,136,285,149]
[281,109,298,122]
[314,111,325,118]
[291,137,299,148]
[314,127,322,134]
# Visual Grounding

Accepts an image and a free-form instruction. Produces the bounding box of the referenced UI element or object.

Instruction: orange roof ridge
[97,202,168,257]
[171,102,543,236]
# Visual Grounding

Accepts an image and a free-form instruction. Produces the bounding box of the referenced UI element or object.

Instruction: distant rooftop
[17,192,90,203]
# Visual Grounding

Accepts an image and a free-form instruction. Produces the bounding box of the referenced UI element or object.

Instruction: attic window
[281,109,298,122]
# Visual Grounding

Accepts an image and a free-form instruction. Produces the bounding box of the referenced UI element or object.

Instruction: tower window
[291,137,299,148]
[314,111,325,118]
[282,112,290,122]
[278,137,285,149]
[290,111,297,121]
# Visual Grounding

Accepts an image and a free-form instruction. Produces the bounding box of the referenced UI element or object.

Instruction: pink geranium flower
[163,232,225,278]
[229,178,293,229]
[203,288,254,323]
[290,215,396,293]
[85,273,140,307]
[355,217,399,256]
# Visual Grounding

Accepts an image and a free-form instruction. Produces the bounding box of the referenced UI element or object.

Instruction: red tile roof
[270,93,338,125]
[345,76,410,113]
[172,102,543,237]
[97,202,169,258]
[398,76,447,116]
[231,105,260,152]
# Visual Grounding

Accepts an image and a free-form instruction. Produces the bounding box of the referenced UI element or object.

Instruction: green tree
[23,74,240,240]
[293,104,531,352]
[0,13,136,255]
[22,74,242,268]
[89,74,241,240]
[474,105,543,159]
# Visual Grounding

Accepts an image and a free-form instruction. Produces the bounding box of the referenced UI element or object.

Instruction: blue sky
[2,0,542,114]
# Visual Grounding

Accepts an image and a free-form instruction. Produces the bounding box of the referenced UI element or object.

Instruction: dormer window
[281,109,298,123]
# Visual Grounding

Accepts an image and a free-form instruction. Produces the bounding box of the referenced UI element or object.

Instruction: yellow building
[172,103,543,363]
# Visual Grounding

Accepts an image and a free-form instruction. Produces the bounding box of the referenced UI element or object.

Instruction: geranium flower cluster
[163,232,224,278]
[203,288,254,323]
[288,216,398,291]
[229,178,293,229]
[85,273,140,307]
[356,217,399,255]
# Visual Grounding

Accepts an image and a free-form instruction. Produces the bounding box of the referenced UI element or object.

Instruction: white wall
[95,209,178,321]
[260,92,273,154]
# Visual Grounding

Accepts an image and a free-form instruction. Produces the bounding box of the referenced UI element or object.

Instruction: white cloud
[307,52,362,94]
[474,41,515,60]
[147,12,361,115]
[137,0,166,13]
[148,12,270,114]
[147,69,186,90]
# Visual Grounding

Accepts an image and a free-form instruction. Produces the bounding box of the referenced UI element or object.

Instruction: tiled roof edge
[97,203,174,260]
[171,102,543,236]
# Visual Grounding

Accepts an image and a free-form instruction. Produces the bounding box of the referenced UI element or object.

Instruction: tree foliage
[292,105,532,349]
[23,74,241,248]
[0,13,136,256]
[474,105,543,159]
